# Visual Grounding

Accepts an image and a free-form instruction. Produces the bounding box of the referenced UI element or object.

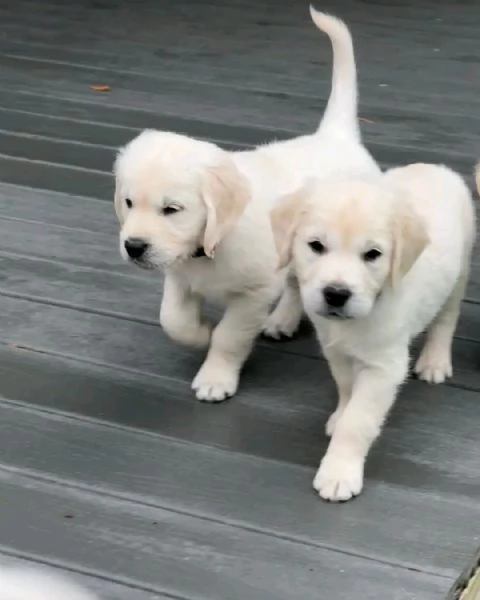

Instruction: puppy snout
[124,237,149,259]
[323,285,352,308]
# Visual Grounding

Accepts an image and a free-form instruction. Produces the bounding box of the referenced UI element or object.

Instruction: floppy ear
[201,159,251,258]
[390,205,429,287]
[113,181,125,225]
[113,151,126,225]
[270,186,309,270]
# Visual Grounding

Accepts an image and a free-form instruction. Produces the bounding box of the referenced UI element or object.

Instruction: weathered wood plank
[0,0,479,597]
[0,469,449,600]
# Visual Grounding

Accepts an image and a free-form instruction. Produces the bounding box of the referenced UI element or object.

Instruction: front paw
[313,455,364,502]
[192,361,239,402]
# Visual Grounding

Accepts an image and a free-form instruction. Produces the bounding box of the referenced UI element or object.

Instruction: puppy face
[114,130,250,270]
[271,179,428,320]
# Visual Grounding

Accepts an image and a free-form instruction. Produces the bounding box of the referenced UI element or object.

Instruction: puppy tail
[309,7,360,141]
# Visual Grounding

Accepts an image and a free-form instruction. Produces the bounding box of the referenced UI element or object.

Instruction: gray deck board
[0,470,448,600]
[0,0,479,598]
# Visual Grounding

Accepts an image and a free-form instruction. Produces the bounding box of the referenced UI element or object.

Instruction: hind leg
[262,275,303,339]
[414,268,468,384]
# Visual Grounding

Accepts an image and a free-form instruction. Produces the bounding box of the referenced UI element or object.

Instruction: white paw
[262,310,301,340]
[313,455,364,502]
[414,345,452,384]
[192,362,239,402]
[325,408,344,437]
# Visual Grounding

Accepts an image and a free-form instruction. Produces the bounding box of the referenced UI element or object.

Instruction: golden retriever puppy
[113,8,381,402]
[271,163,475,501]
[0,565,97,600]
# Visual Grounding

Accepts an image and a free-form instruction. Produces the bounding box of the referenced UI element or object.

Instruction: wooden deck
[0,1,479,598]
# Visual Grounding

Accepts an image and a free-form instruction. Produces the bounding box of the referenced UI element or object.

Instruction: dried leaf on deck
[90,85,111,92]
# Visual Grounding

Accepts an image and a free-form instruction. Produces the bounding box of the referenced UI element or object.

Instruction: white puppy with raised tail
[0,565,97,600]
[113,7,380,402]
[271,163,475,502]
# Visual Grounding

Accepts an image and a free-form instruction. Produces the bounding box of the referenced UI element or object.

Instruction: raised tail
[309,7,360,141]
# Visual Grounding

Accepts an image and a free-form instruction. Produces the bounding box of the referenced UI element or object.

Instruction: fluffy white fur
[114,7,380,402]
[0,565,97,600]
[271,163,476,502]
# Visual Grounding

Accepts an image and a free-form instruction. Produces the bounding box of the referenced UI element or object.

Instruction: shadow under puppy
[271,163,476,502]
[113,8,380,402]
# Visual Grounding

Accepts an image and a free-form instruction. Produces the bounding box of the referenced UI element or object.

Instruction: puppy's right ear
[270,185,309,269]
[113,150,126,225]
[114,182,125,225]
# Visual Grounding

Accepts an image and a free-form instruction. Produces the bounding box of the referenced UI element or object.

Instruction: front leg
[322,347,354,437]
[314,351,408,502]
[192,291,269,402]
[160,273,211,349]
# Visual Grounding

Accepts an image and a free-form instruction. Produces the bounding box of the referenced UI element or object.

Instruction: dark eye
[125,198,132,209]
[162,205,181,216]
[308,240,326,254]
[363,248,382,262]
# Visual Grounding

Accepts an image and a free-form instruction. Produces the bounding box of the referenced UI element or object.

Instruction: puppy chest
[181,259,274,303]
[181,264,236,302]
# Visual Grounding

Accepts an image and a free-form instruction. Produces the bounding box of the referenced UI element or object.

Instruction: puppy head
[271,178,428,320]
[114,130,250,270]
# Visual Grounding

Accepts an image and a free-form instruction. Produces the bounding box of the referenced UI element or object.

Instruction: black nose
[323,285,352,308]
[124,238,148,259]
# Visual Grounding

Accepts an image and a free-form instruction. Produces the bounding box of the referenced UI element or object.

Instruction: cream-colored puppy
[271,163,475,501]
[0,565,97,600]
[113,8,381,402]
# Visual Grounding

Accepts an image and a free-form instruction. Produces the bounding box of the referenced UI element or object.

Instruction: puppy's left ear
[270,184,310,269]
[201,159,251,257]
[390,204,429,287]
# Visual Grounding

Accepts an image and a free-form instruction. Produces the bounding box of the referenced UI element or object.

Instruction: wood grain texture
[0,0,478,598]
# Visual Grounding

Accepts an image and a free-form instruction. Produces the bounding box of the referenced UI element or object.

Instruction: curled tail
[309,7,360,141]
